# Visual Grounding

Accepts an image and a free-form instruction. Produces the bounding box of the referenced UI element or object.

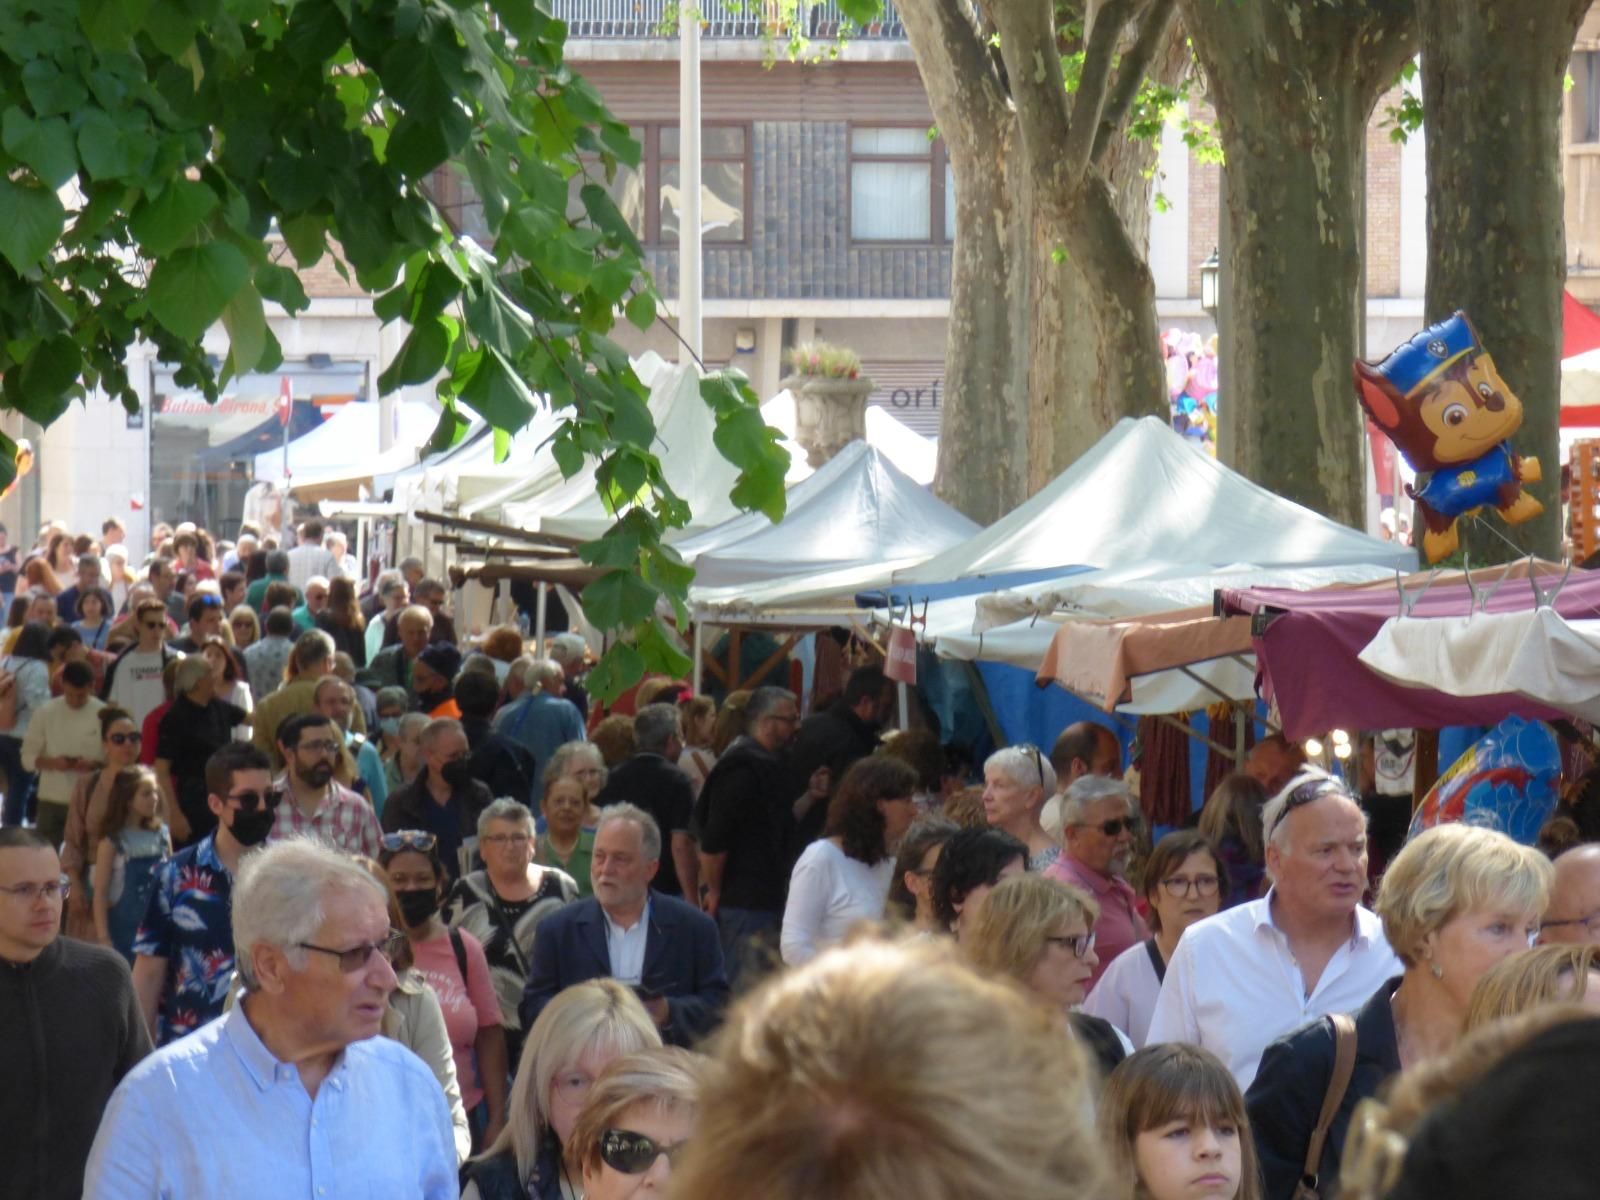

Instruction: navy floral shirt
[133,833,235,1045]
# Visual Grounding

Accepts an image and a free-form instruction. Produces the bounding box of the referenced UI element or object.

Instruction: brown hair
[710,690,750,755]
[824,756,919,864]
[592,714,636,767]
[1141,830,1228,933]
[1197,772,1266,863]
[480,625,524,663]
[325,576,364,632]
[961,873,1099,987]
[97,765,160,841]
[679,695,716,748]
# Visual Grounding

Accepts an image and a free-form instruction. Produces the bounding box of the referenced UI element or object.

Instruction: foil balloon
[1353,312,1542,563]
[1409,716,1560,846]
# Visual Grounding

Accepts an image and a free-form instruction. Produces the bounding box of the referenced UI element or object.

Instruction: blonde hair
[481,979,661,1178]
[961,873,1099,986]
[1100,1044,1262,1200]
[568,1048,708,1175]
[669,937,1110,1200]
[1374,824,1553,967]
[1463,943,1600,1031]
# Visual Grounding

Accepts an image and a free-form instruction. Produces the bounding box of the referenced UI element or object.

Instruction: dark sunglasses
[107,731,143,746]
[228,788,284,814]
[599,1128,687,1175]
[381,830,438,853]
[1077,815,1139,837]
[298,930,406,973]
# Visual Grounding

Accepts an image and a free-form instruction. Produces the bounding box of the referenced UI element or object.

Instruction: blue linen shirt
[83,1003,458,1200]
[492,691,585,786]
[132,833,235,1046]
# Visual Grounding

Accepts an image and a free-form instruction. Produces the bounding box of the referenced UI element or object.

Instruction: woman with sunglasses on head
[1245,821,1552,1200]
[59,706,143,940]
[981,745,1061,872]
[1084,830,1227,1049]
[466,979,662,1200]
[962,871,1131,1079]
[382,830,510,1153]
[565,1048,706,1200]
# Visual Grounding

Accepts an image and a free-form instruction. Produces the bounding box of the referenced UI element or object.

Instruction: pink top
[411,928,501,1109]
[1044,854,1149,992]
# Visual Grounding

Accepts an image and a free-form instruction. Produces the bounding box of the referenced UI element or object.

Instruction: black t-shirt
[698,741,799,914]
[787,703,881,846]
[157,694,248,842]
[595,753,695,897]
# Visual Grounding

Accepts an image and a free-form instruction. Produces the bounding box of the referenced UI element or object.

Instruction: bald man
[1043,722,1121,841]
[1245,735,1307,797]
[1539,844,1600,945]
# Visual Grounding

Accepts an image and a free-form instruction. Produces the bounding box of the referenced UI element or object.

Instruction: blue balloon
[1409,716,1560,847]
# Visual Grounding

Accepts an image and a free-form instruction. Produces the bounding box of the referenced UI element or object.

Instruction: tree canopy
[0,0,792,697]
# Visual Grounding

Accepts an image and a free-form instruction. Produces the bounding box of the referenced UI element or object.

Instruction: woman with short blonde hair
[1463,942,1600,1031]
[567,1048,707,1199]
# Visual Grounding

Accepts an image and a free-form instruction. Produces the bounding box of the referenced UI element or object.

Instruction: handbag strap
[1301,1012,1359,1193]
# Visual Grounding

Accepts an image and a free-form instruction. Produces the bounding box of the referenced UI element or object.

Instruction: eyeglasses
[1266,775,1347,843]
[481,833,532,846]
[381,830,438,853]
[1044,931,1096,960]
[296,739,342,756]
[228,789,284,814]
[1161,874,1220,898]
[107,731,143,746]
[1074,816,1139,838]
[0,875,70,903]
[599,1128,688,1175]
[1538,906,1600,939]
[297,930,407,973]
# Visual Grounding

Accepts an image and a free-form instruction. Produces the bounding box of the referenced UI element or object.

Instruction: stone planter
[781,373,872,469]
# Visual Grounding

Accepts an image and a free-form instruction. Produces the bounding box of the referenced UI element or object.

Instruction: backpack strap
[448,926,470,985]
[1301,1012,1359,1195]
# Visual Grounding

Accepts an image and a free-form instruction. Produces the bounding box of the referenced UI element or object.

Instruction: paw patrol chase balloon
[1353,312,1542,563]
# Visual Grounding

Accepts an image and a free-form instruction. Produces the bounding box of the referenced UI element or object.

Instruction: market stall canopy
[254,399,440,484]
[761,391,939,484]
[1219,563,1600,739]
[679,441,978,589]
[895,416,1415,586]
[1359,606,1600,724]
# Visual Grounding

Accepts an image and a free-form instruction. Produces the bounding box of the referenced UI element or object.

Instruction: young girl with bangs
[91,764,171,963]
[1101,1043,1262,1200]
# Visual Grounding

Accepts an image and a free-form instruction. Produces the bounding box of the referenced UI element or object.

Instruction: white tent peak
[897,415,1416,584]
[762,391,939,484]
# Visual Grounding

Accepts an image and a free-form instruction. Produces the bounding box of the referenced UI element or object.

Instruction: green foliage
[1382,59,1425,144]
[0,0,791,700]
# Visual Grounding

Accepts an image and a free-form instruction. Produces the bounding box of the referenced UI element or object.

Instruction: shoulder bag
[1291,1011,1358,1200]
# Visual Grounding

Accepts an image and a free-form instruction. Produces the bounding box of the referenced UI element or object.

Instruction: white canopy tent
[254,399,440,488]
[760,392,939,485]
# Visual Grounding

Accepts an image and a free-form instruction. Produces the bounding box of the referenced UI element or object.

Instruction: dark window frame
[846,121,953,247]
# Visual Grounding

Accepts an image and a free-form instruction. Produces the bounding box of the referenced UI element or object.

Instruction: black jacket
[381,773,493,880]
[460,714,536,808]
[1246,977,1403,1200]
[596,753,695,897]
[787,701,880,844]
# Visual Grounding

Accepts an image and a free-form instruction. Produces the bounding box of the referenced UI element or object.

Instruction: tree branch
[990,0,1075,187]
[1090,0,1177,166]
[895,0,1010,154]
[1061,0,1137,179]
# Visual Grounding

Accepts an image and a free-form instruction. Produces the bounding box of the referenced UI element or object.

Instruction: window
[850,126,956,244]
[1578,51,1600,144]
[568,124,748,246]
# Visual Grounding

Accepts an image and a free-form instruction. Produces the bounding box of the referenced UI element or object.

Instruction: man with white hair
[324,529,357,580]
[1146,769,1402,1087]
[290,574,330,634]
[85,838,458,1199]
[492,658,585,790]
[548,632,590,721]
[1043,775,1148,990]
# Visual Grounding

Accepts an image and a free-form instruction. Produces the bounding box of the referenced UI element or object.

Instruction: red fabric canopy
[1566,291,1600,359]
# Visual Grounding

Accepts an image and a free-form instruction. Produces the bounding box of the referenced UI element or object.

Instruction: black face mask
[396,887,439,927]
[440,759,474,789]
[229,808,276,847]
[417,687,452,711]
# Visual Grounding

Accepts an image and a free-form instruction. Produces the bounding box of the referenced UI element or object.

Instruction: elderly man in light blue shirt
[84,837,457,1200]
[493,657,586,787]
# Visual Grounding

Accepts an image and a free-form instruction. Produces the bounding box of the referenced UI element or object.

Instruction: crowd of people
[4,514,1600,1198]
[1165,328,1219,454]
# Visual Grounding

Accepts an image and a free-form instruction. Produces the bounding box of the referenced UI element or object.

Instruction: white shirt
[21,695,106,805]
[285,542,337,591]
[1145,891,1401,1089]
[106,647,170,729]
[1081,937,1163,1049]
[780,839,895,966]
[605,899,650,985]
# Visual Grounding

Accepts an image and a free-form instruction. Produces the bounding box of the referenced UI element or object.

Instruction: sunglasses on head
[107,731,143,746]
[227,788,283,814]
[599,1128,687,1175]
[381,830,438,854]
[1267,775,1346,842]
[193,594,223,608]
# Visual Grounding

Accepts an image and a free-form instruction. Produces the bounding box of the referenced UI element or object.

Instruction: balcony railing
[548,0,905,40]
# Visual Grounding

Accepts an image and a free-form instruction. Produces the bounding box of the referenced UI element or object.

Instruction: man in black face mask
[380,718,493,881]
[409,643,462,719]
[130,742,275,1045]
[269,713,384,858]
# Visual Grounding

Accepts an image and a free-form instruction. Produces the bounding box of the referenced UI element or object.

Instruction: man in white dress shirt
[1146,769,1402,1088]
[84,837,457,1200]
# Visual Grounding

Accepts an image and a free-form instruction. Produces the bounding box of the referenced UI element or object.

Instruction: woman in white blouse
[780,756,919,965]
[1082,829,1224,1047]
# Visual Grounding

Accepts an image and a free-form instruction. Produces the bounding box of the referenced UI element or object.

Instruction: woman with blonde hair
[709,688,750,756]
[668,936,1111,1200]
[567,1048,707,1200]
[464,979,662,1200]
[1463,942,1600,1030]
[676,695,718,797]
[1246,822,1552,1199]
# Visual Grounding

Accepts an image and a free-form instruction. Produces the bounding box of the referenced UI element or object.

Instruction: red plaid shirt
[269,777,383,859]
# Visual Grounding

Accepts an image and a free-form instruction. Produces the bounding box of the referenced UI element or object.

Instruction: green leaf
[583,568,658,632]
[129,178,219,257]
[625,292,655,331]
[492,425,511,464]
[456,346,536,431]
[0,177,66,273]
[81,0,152,50]
[221,284,268,377]
[147,241,251,341]
[834,0,881,25]
[377,315,453,393]
[580,182,641,254]
[426,402,471,453]
[578,528,641,569]
[76,111,152,181]
[585,640,645,705]
[20,61,88,118]
[280,213,325,268]
[1,109,78,188]
[256,261,310,312]
[5,334,81,424]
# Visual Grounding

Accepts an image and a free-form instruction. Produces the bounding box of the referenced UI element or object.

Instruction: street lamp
[1199,247,1220,319]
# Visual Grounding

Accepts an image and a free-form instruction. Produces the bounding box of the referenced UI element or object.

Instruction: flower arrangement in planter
[786,340,861,380]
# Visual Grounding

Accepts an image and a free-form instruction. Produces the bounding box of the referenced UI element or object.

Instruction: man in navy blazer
[520,802,729,1047]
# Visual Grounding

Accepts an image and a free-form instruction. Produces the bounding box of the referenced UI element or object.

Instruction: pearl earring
[1429,960,1443,980]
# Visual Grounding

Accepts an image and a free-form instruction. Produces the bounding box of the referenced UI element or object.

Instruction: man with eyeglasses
[101,597,178,729]
[1044,775,1149,990]
[270,713,383,858]
[1147,769,1401,1087]
[1538,844,1600,945]
[86,837,458,1200]
[130,743,276,1046]
[0,827,149,1200]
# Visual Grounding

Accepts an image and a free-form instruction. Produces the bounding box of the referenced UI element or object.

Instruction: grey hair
[746,686,797,723]
[508,654,535,683]
[1058,774,1134,828]
[544,740,606,787]
[985,746,1056,797]
[597,802,662,862]
[293,628,336,669]
[549,633,588,666]
[397,712,430,739]
[525,658,564,690]
[634,703,681,755]
[478,798,536,840]
[232,836,387,989]
[376,571,406,599]
[173,654,212,695]
[1262,767,1364,855]
[420,717,465,751]
[375,686,409,713]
